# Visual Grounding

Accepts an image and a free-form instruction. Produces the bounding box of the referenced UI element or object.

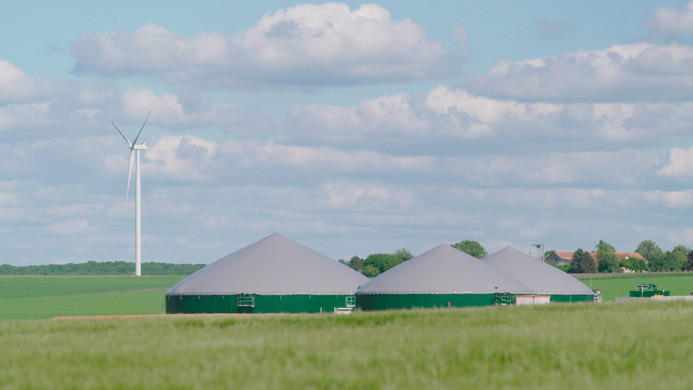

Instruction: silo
[355,244,533,310]
[483,246,595,303]
[166,233,368,314]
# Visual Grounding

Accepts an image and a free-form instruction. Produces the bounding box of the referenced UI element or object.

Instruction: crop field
[2,275,693,389]
[576,273,693,301]
[0,276,184,320]
[1,301,693,389]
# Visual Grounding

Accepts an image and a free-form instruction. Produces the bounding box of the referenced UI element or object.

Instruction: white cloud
[43,219,97,236]
[466,43,693,102]
[657,147,693,181]
[321,184,415,210]
[2,56,693,265]
[0,60,54,104]
[70,4,460,88]
[668,227,693,245]
[647,1,693,41]
[143,135,219,181]
[644,190,693,208]
[121,87,184,122]
[283,86,693,151]
[425,85,560,124]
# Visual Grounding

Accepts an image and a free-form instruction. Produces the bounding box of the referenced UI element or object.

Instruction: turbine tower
[111,110,152,276]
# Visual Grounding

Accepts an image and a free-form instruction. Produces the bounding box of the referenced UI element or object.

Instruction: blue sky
[1,1,693,266]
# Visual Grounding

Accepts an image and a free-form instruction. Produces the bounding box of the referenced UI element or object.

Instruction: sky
[2,1,693,266]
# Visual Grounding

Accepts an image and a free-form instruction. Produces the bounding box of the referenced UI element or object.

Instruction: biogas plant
[165,233,598,314]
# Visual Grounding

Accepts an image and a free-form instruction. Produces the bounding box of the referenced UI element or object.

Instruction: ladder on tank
[237,294,255,308]
[334,295,356,314]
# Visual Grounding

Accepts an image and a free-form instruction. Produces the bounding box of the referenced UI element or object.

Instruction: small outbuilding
[355,244,534,310]
[483,246,596,303]
[166,233,369,314]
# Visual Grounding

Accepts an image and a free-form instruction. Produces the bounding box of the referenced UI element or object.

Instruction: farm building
[355,244,534,311]
[165,233,368,314]
[483,246,596,303]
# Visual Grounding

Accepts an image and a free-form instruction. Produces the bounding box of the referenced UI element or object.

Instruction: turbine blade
[126,149,135,201]
[131,109,152,147]
[111,121,132,147]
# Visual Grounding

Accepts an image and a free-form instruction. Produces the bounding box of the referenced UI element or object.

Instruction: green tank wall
[356,293,595,310]
[549,294,594,303]
[165,294,355,314]
[355,293,499,311]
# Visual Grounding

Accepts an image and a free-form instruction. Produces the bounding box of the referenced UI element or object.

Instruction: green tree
[686,250,693,271]
[0,261,205,276]
[569,248,596,273]
[363,253,402,274]
[596,240,618,273]
[671,245,689,271]
[647,252,665,271]
[341,256,364,272]
[451,240,487,259]
[619,257,646,272]
[635,240,664,264]
[393,248,414,262]
[650,251,680,272]
[361,265,380,278]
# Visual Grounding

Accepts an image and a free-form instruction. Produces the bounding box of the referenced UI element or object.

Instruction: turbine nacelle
[111,110,152,200]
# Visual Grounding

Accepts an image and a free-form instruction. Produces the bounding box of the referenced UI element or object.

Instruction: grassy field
[2,273,693,320]
[576,273,693,301]
[1,301,693,389]
[0,276,184,320]
[2,275,693,388]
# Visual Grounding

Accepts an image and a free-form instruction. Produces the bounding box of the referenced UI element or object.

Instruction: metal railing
[237,294,255,308]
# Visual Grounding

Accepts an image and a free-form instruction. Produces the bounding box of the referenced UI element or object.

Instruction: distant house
[546,252,577,266]
[546,251,646,266]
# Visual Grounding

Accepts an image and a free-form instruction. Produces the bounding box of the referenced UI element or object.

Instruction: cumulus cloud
[44,219,97,236]
[466,43,693,102]
[70,3,460,88]
[647,1,693,41]
[3,55,693,263]
[657,147,693,181]
[0,60,54,104]
[281,85,693,153]
[131,136,436,187]
[644,190,693,208]
[668,227,693,245]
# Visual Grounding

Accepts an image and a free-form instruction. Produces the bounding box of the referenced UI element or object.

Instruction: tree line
[339,239,487,277]
[0,261,206,276]
[340,238,693,277]
[557,239,693,273]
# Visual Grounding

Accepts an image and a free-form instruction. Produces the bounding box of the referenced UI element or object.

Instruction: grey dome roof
[356,244,533,295]
[483,246,594,295]
[166,233,368,295]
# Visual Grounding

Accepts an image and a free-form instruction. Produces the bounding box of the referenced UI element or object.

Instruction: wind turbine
[111,110,152,276]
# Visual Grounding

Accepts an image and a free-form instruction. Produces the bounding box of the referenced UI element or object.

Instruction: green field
[0,276,184,320]
[1,301,693,389]
[3,274,693,320]
[576,273,693,301]
[2,275,693,389]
